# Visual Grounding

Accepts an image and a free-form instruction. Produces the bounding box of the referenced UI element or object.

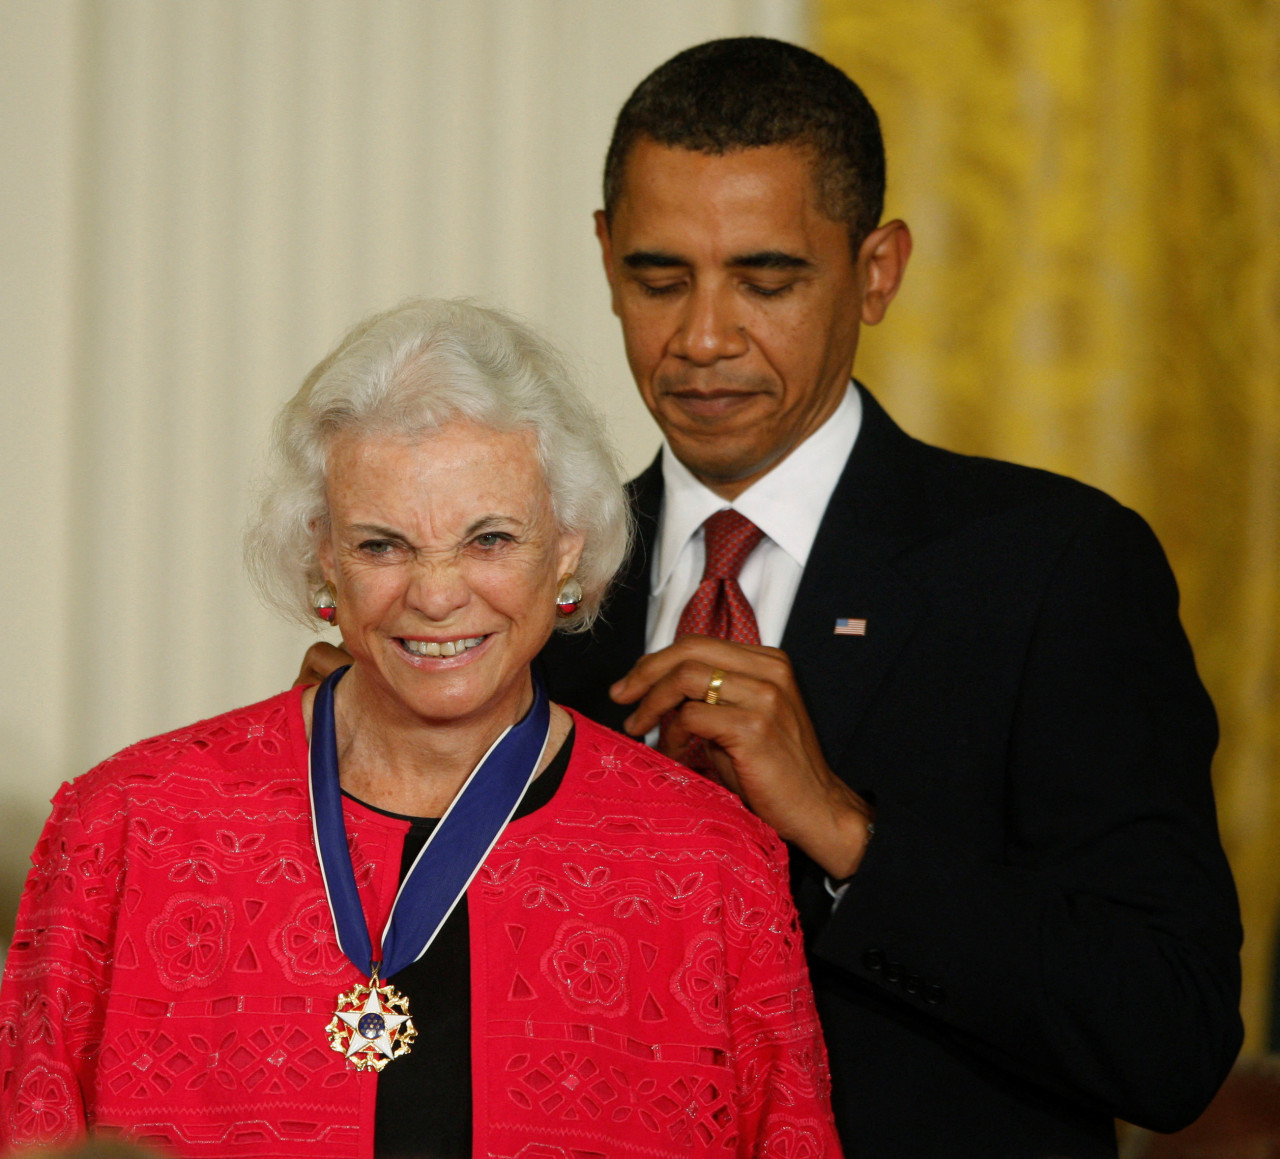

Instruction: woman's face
[317,421,583,730]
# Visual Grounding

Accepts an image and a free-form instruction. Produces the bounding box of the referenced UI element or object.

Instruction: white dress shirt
[646,383,863,652]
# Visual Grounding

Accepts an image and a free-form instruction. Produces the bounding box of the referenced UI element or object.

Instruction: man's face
[597,139,865,498]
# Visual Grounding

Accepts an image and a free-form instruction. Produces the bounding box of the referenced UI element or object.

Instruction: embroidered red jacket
[0,690,842,1158]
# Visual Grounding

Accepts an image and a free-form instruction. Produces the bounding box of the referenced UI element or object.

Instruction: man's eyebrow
[727,251,814,271]
[623,250,815,272]
[622,250,686,269]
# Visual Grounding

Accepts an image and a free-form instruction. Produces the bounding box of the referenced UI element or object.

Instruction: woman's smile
[397,634,489,660]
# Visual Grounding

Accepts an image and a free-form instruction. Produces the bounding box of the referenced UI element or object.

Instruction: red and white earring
[555,574,583,617]
[312,582,338,625]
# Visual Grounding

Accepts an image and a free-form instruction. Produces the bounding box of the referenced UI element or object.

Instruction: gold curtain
[817,0,1280,1051]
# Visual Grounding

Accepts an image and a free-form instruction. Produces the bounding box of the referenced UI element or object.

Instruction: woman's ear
[314,520,336,583]
[556,530,587,584]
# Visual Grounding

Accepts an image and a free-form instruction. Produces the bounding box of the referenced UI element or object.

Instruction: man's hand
[610,635,875,879]
[294,641,353,687]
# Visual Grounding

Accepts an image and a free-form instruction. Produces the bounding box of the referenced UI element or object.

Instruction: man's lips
[661,389,761,420]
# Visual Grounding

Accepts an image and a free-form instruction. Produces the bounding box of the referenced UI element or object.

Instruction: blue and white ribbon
[308,666,550,979]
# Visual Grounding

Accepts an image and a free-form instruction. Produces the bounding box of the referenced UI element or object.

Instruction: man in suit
[540,37,1242,1158]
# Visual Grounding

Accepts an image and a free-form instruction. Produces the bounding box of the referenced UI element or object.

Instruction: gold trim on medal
[327,978,417,1071]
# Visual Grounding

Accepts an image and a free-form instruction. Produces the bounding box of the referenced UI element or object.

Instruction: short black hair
[603,37,886,247]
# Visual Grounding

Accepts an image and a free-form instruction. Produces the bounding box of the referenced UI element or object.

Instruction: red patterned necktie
[665,509,765,771]
[675,509,765,645]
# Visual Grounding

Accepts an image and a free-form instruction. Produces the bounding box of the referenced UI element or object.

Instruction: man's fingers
[708,746,741,794]
[677,700,770,757]
[610,634,781,704]
[658,707,744,795]
[294,641,353,687]
[613,636,868,877]
[622,658,747,735]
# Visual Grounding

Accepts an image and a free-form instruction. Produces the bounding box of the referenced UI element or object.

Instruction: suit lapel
[604,457,662,673]
[781,386,948,772]
[542,456,662,733]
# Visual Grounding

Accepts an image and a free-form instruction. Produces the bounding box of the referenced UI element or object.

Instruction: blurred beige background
[2,0,1277,1054]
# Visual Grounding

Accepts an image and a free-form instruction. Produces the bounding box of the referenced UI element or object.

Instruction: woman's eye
[358,540,396,556]
[474,532,511,549]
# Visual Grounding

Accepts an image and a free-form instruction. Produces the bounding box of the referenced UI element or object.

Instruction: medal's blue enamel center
[358,1012,386,1039]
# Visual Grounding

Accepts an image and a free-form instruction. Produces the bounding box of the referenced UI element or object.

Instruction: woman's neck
[300,666,570,817]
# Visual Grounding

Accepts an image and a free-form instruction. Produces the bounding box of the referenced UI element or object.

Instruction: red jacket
[0,689,842,1157]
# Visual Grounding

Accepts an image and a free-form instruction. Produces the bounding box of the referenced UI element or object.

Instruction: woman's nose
[406,557,471,622]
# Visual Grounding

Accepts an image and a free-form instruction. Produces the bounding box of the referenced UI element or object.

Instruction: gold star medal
[326,968,416,1072]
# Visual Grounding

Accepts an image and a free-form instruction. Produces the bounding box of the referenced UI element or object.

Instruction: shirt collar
[653,383,862,595]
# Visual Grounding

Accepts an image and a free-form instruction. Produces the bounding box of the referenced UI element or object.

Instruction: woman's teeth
[401,636,485,658]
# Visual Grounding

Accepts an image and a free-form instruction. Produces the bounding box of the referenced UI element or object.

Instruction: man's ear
[594,210,622,318]
[858,219,912,326]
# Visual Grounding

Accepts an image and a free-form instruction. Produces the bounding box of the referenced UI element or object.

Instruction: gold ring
[704,668,726,705]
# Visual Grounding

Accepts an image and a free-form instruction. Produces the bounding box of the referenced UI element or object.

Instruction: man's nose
[669,286,748,365]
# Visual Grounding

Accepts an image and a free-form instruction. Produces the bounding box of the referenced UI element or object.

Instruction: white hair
[245,298,631,632]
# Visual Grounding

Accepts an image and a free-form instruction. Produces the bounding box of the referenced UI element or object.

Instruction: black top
[345,727,574,1159]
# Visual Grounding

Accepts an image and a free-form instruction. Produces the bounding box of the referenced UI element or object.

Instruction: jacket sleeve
[811,500,1242,1132]
[0,780,116,1149]
[731,828,845,1158]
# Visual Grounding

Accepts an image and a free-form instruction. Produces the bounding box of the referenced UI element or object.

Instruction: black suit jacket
[541,385,1242,1158]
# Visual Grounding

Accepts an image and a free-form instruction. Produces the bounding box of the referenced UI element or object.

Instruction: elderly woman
[0,300,841,1158]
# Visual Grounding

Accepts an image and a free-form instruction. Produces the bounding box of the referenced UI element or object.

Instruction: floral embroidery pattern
[77,842,124,902]
[506,1049,616,1119]
[761,1122,825,1159]
[252,850,309,886]
[582,746,640,788]
[30,838,77,902]
[521,868,570,912]
[562,862,610,890]
[543,922,629,1015]
[672,932,730,1032]
[782,1043,823,1100]
[124,704,291,764]
[272,895,348,985]
[8,1059,78,1146]
[660,1073,734,1149]
[17,993,58,1048]
[167,847,219,885]
[130,817,173,847]
[146,895,233,991]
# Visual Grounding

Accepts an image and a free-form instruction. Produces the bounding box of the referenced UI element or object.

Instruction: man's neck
[653,383,863,600]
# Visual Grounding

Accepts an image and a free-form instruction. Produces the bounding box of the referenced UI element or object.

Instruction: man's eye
[746,282,794,298]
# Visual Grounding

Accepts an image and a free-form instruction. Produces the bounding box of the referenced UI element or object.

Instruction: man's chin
[666,434,779,493]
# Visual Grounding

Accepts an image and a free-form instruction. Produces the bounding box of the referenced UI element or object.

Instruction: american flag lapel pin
[834,618,867,636]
